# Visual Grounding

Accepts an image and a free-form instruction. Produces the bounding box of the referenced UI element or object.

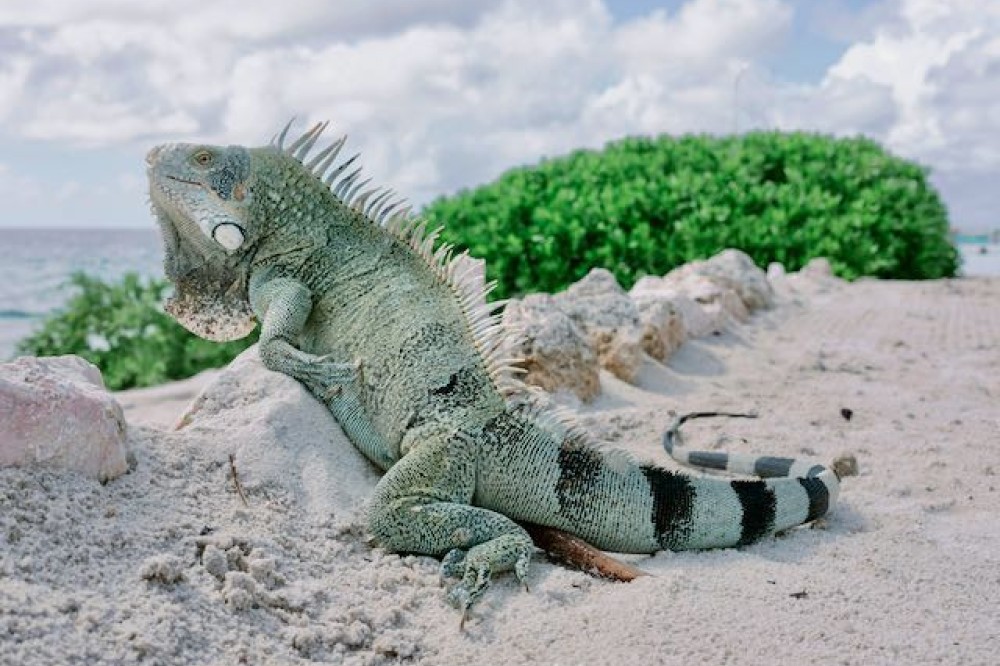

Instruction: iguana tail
[475,409,840,554]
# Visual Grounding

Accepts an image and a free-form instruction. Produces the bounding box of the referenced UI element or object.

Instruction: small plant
[16,272,257,390]
[425,131,959,299]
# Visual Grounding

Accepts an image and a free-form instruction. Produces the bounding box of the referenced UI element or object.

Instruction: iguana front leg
[368,421,534,620]
[250,275,356,396]
[249,274,394,469]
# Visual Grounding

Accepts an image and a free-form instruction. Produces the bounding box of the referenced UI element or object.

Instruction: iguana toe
[440,548,467,580]
[443,534,534,614]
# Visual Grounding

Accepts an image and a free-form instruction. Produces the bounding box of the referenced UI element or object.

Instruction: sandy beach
[2,273,998,665]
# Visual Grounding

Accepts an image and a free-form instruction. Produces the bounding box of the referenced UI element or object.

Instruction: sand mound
[2,272,999,665]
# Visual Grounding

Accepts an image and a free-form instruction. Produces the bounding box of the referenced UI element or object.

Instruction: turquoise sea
[0,228,164,360]
[0,228,998,360]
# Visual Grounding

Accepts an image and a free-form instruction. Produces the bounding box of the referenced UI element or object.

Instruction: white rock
[175,347,381,519]
[695,249,774,310]
[502,294,601,401]
[633,297,686,361]
[0,355,129,482]
[553,269,646,383]
[630,276,721,338]
[784,257,846,294]
[663,270,750,324]
[801,257,834,277]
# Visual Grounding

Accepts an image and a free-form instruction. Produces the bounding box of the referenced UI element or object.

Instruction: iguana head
[146,142,258,341]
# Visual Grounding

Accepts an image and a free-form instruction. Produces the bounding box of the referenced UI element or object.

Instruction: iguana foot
[257,333,363,401]
[292,355,361,401]
[315,356,363,401]
[441,533,533,616]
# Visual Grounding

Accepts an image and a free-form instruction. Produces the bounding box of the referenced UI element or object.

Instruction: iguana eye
[193,150,214,167]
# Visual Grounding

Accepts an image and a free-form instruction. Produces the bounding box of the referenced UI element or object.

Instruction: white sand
[2,276,999,665]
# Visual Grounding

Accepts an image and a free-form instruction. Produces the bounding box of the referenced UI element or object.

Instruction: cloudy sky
[0,0,996,231]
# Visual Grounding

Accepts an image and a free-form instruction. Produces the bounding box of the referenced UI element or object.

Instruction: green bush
[424,131,958,299]
[16,273,257,390]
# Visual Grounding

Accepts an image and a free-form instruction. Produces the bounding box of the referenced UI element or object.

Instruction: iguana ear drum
[213,223,245,250]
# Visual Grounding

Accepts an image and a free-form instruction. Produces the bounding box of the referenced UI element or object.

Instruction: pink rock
[0,355,129,482]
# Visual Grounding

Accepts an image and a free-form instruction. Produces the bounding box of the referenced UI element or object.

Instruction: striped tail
[650,411,840,550]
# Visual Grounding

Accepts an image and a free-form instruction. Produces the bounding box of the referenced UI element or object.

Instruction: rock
[802,257,834,277]
[832,454,860,478]
[553,269,645,383]
[784,257,845,294]
[663,270,750,324]
[630,276,721,338]
[634,250,775,336]
[0,355,129,482]
[694,249,774,310]
[175,347,381,519]
[633,298,686,361]
[502,294,601,401]
[766,262,789,293]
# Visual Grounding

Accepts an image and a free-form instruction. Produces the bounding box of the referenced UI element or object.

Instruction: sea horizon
[1,227,998,361]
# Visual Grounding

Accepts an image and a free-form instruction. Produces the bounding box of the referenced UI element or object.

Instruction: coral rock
[633,298,686,361]
[553,269,645,383]
[663,270,750,325]
[630,276,720,338]
[0,355,129,482]
[502,295,601,401]
[802,257,834,277]
[694,249,774,310]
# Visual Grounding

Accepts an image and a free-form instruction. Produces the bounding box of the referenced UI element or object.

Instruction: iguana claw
[441,535,533,619]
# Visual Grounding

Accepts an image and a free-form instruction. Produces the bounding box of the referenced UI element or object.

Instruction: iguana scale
[146,121,840,615]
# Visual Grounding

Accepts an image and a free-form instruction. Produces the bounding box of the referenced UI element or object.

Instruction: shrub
[424,131,958,299]
[16,272,257,390]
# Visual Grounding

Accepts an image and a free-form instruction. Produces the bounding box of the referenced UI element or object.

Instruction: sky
[0,0,996,232]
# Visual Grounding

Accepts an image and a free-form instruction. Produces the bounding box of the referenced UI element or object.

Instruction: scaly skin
[146,122,841,616]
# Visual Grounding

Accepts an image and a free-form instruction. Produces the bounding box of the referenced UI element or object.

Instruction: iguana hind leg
[368,421,533,613]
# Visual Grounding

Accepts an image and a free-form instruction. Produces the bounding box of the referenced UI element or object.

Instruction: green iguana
[146,121,840,616]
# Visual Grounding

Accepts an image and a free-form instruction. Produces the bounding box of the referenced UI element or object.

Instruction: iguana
[146,121,841,616]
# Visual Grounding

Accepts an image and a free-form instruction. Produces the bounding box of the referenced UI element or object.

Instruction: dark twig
[664,410,758,451]
[521,522,650,582]
[228,453,249,507]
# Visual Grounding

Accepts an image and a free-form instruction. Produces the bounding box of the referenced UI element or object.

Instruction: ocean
[0,228,998,361]
[0,228,164,360]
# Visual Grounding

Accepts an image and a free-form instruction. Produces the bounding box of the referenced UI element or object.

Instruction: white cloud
[0,56,30,121]
[0,1,502,41]
[0,0,996,229]
[0,0,505,144]
[827,0,998,160]
[803,0,1000,229]
[771,75,898,137]
[614,0,792,71]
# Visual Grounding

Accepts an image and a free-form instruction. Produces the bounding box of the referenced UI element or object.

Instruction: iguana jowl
[146,121,840,613]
